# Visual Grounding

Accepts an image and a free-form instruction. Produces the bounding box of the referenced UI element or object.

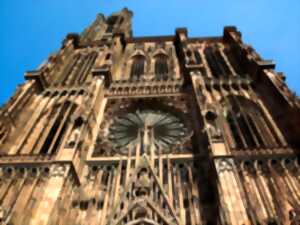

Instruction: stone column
[215,158,250,225]
[29,164,70,225]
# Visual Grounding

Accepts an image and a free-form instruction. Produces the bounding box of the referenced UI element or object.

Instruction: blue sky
[0,0,299,105]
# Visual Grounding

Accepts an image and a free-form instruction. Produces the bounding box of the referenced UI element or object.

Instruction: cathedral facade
[0,8,300,225]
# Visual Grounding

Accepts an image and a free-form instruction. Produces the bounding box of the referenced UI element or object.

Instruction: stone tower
[0,8,300,225]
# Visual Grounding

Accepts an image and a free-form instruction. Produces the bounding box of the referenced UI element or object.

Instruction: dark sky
[1,0,299,105]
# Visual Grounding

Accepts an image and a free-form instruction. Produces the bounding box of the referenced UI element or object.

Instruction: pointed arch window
[194,50,202,64]
[130,55,145,79]
[223,96,279,150]
[204,46,231,78]
[226,111,243,149]
[40,102,77,155]
[214,49,231,76]
[236,112,256,148]
[154,54,168,79]
[245,114,265,146]
[204,47,222,78]
[58,52,98,86]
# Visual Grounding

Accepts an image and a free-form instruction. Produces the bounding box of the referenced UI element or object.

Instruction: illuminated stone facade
[0,8,300,225]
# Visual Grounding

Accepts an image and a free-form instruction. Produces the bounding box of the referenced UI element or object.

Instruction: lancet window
[39,101,77,154]
[204,46,231,78]
[223,96,280,149]
[194,50,202,64]
[54,52,97,86]
[130,55,146,79]
[154,54,168,79]
[17,99,78,155]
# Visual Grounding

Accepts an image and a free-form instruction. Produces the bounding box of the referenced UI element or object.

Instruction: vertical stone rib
[1,178,23,216]
[29,97,62,155]
[176,165,185,224]
[5,173,27,223]
[66,183,79,224]
[215,158,251,225]
[248,172,269,221]
[249,86,288,146]
[46,173,71,225]
[270,165,296,223]
[219,85,236,149]
[47,100,75,154]
[251,172,272,220]
[282,164,300,206]
[186,165,197,225]
[11,175,39,225]
[61,54,81,85]
[255,167,276,219]
[239,168,262,224]
[11,93,52,154]
[7,81,34,115]
[66,54,86,86]
[200,44,213,78]
[56,177,74,225]
[32,94,69,154]
[93,170,104,225]
[223,97,248,149]
[238,89,266,147]
[78,52,98,84]
[72,53,91,85]
[224,169,241,224]
[249,114,269,147]
[218,44,237,76]
[217,166,233,224]
[232,95,260,148]
[99,169,113,225]
[244,86,277,147]
[20,174,44,225]
[167,157,173,207]
[268,171,288,223]
[113,162,122,208]
[29,165,69,225]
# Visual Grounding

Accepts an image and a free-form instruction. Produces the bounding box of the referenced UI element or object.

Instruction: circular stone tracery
[107,110,189,154]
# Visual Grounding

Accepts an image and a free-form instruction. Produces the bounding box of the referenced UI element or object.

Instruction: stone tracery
[0,8,299,225]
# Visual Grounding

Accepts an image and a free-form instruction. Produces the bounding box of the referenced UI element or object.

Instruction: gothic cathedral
[0,8,300,225]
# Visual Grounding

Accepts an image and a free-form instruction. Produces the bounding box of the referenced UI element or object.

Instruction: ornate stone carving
[66,127,81,148]
[203,109,223,142]
[254,160,270,175]
[134,168,151,197]
[240,160,256,175]
[51,164,68,177]
[0,8,299,225]
[215,158,234,173]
